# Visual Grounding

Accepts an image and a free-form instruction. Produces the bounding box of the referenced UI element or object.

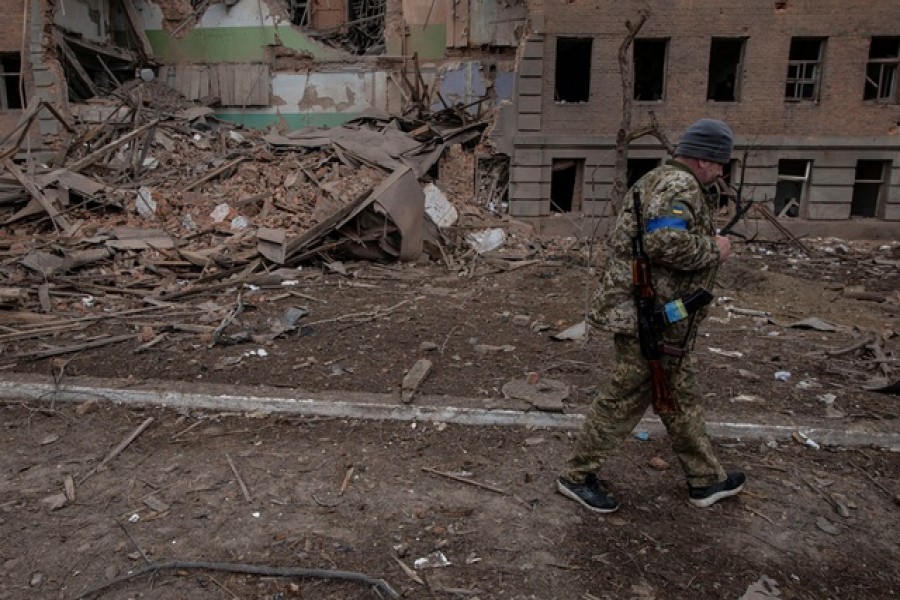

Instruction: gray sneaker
[556,474,619,513]
[688,472,746,507]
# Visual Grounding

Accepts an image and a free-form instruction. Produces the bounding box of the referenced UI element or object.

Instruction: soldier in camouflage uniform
[557,119,746,513]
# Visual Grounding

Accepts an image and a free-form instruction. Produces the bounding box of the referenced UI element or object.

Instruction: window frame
[864,37,899,103]
[785,37,826,103]
[0,52,24,111]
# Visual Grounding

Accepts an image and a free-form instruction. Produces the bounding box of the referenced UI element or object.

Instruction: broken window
[627,158,660,188]
[707,38,745,102]
[0,53,23,110]
[851,160,890,218]
[633,39,667,101]
[290,0,311,27]
[864,37,899,102]
[785,38,825,102]
[55,30,144,101]
[554,38,592,103]
[550,158,584,213]
[774,159,811,217]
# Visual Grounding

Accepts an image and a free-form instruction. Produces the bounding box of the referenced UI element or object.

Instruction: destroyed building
[495,0,900,225]
[1,0,521,146]
[1,0,898,234]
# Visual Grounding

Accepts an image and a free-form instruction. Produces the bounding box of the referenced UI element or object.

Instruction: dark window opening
[555,38,592,103]
[550,159,584,213]
[633,39,667,101]
[851,160,889,218]
[774,159,811,217]
[0,53,23,110]
[290,0,310,26]
[786,38,825,102]
[707,38,744,102]
[864,37,899,102]
[57,37,140,101]
[627,158,660,188]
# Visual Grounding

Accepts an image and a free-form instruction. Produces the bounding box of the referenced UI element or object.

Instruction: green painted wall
[146,26,334,62]
[406,24,446,60]
[216,112,358,129]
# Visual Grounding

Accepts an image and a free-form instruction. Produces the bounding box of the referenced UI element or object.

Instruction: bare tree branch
[609,9,650,215]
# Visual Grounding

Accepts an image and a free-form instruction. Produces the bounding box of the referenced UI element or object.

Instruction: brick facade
[509,0,900,221]
[0,0,25,52]
[0,0,27,136]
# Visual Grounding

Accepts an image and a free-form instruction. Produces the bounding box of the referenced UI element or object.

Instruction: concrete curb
[1,374,897,450]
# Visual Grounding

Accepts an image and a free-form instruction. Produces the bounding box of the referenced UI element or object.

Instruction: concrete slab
[0,372,896,450]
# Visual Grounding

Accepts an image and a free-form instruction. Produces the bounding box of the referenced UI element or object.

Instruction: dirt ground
[1,234,898,599]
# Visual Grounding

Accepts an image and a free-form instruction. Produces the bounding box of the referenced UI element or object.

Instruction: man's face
[697,159,726,185]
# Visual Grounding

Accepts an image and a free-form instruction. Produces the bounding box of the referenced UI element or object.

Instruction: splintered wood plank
[1,159,73,234]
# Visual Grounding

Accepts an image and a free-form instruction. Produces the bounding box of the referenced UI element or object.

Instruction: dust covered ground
[1,237,899,599]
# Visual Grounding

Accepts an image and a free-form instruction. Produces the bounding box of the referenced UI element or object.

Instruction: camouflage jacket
[589,161,720,345]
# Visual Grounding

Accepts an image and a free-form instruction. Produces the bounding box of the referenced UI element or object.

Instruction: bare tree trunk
[609,10,649,214]
[608,11,677,216]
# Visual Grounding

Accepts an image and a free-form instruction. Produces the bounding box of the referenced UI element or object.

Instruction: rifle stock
[647,359,676,414]
[631,189,678,415]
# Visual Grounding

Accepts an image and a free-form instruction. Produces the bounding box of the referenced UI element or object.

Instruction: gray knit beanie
[674,119,733,164]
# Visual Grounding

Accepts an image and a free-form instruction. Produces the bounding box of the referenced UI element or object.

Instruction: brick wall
[508,0,900,221]
[0,0,25,52]
[536,0,899,137]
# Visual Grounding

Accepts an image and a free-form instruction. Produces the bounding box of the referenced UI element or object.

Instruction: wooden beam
[64,119,161,172]
[116,0,155,60]
[0,158,73,234]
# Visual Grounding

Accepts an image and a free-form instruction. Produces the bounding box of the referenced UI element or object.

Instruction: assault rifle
[631,190,715,415]
[631,189,678,415]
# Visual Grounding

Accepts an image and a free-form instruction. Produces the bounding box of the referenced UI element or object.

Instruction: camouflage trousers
[563,333,726,487]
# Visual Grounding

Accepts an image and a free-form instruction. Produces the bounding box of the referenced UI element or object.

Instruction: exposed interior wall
[133,0,521,128]
[53,0,112,42]
[3,0,524,150]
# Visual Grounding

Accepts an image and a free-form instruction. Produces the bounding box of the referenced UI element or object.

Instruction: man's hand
[715,235,732,263]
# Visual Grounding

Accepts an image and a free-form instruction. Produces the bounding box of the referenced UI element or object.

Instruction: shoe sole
[688,482,745,508]
[556,480,619,514]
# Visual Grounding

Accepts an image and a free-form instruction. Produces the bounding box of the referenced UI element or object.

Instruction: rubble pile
[5,86,509,251]
[0,80,541,361]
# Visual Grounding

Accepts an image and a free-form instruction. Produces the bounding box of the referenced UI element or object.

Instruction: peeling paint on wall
[431,60,515,112]
[129,0,523,129]
[137,0,339,61]
[211,69,390,128]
